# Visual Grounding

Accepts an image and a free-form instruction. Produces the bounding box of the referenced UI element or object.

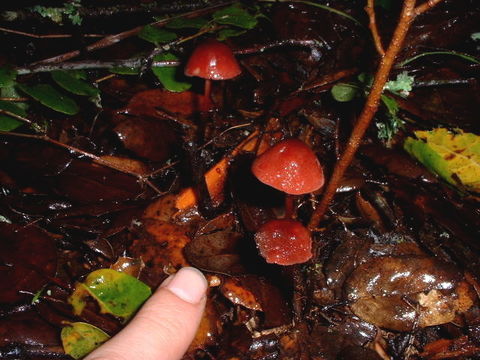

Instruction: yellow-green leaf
[404,128,480,192]
[61,322,110,359]
[68,269,151,321]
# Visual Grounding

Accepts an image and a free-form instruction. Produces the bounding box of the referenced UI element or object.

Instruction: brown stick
[365,0,385,57]
[414,0,443,15]
[0,26,104,39]
[308,0,444,230]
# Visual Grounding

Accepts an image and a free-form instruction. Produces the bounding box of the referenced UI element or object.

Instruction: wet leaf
[61,322,110,359]
[217,28,247,41]
[51,71,100,97]
[0,65,17,87]
[130,196,191,286]
[0,310,61,348]
[404,128,480,192]
[185,213,248,275]
[124,89,212,116]
[0,100,26,131]
[166,17,208,29]
[69,269,151,320]
[138,25,177,45]
[345,255,475,331]
[110,257,145,278]
[0,223,57,304]
[213,4,258,29]
[152,53,192,92]
[17,83,79,115]
[331,83,358,102]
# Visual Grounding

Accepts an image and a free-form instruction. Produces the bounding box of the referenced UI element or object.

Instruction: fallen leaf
[0,223,57,304]
[404,128,480,192]
[61,322,110,359]
[345,255,476,331]
[69,269,151,321]
[123,89,212,117]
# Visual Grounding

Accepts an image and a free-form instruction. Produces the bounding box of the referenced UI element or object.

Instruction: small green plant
[331,71,414,144]
[31,0,82,25]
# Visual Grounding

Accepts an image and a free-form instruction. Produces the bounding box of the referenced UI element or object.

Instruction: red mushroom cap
[254,219,312,265]
[251,139,324,195]
[184,39,241,80]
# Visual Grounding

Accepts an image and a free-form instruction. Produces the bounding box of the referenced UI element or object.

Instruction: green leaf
[217,28,247,41]
[377,95,404,142]
[69,269,151,320]
[110,66,140,75]
[17,83,79,115]
[384,71,414,97]
[397,50,480,67]
[0,100,27,131]
[0,66,17,88]
[471,32,480,41]
[152,53,191,92]
[52,71,100,97]
[331,83,358,102]
[213,4,258,29]
[61,322,110,359]
[166,17,208,29]
[138,25,177,45]
[404,128,480,192]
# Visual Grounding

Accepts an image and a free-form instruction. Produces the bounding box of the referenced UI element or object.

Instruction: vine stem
[308,0,444,230]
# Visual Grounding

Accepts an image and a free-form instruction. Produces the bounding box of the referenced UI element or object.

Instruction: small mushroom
[251,138,324,195]
[254,219,312,265]
[251,139,323,265]
[184,39,241,100]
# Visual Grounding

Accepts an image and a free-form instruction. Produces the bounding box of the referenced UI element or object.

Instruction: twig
[235,39,328,56]
[0,109,33,125]
[0,97,29,102]
[365,0,385,57]
[16,59,179,75]
[0,26,103,39]
[308,0,445,230]
[298,68,358,93]
[31,2,232,65]
[414,0,443,15]
[0,130,163,195]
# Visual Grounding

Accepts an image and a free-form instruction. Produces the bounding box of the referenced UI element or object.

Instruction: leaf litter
[0,1,479,359]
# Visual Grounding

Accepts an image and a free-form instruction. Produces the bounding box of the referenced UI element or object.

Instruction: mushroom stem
[284,195,295,219]
[204,78,212,99]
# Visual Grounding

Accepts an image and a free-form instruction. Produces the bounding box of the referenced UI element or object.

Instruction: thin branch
[365,0,385,57]
[414,0,443,15]
[0,130,163,195]
[31,2,233,65]
[235,39,328,56]
[0,97,29,102]
[0,110,33,125]
[0,26,103,39]
[309,0,422,230]
[298,68,358,93]
[16,59,179,75]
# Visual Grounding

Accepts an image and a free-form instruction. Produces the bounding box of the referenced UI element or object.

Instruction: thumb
[85,267,208,360]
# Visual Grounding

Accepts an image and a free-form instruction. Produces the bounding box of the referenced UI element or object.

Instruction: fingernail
[164,267,207,304]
